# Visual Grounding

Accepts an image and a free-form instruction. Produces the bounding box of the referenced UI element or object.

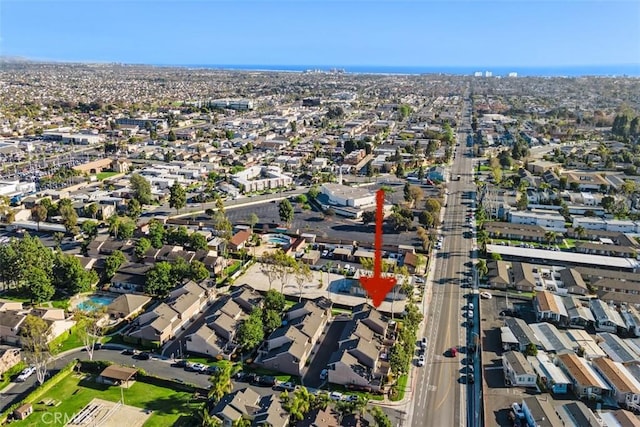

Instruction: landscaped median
[2,360,205,426]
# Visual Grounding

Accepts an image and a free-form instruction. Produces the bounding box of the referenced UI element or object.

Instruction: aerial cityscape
[0,1,639,427]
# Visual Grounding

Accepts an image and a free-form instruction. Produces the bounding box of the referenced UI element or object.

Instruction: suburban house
[326,305,393,392]
[592,357,640,412]
[503,350,537,387]
[564,297,595,329]
[487,260,510,289]
[590,299,626,333]
[127,280,213,347]
[210,387,289,427]
[558,268,589,296]
[0,347,21,376]
[512,262,536,292]
[520,396,564,427]
[533,291,568,325]
[556,353,611,401]
[528,352,570,395]
[186,286,261,359]
[110,263,152,293]
[228,230,252,252]
[255,298,331,376]
[107,294,151,321]
[503,318,540,352]
[0,311,26,345]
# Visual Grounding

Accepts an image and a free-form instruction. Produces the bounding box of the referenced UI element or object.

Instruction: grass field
[390,374,408,402]
[11,373,200,427]
[96,171,119,181]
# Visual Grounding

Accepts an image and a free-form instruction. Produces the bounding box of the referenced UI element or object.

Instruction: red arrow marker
[359,189,396,307]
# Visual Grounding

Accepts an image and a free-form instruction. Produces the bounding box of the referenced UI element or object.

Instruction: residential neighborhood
[0,60,639,426]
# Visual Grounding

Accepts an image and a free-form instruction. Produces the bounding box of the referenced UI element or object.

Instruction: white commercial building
[231,166,293,193]
[320,183,375,209]
[508,211,567,232]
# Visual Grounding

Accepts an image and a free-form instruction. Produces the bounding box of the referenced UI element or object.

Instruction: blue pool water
[263,233,292,246]
[76,295,115,312]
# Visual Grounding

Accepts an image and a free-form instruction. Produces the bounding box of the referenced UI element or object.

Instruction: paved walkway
[239,263,408,314]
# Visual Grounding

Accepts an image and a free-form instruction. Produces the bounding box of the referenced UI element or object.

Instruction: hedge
[0,359,78,423]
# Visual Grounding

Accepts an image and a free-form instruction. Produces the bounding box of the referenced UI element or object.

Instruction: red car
[449,347,458,357]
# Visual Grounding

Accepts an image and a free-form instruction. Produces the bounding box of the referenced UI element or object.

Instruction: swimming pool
[262,233,292,246]
[76,295,116,312]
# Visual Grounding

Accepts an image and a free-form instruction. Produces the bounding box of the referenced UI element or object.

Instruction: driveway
[0,348,274,414]
[303,319,349,388]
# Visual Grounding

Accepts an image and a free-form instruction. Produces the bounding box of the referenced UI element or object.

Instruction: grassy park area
[11,372,200,427]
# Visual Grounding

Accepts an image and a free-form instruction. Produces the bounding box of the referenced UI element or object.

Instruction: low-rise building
[556,353,611,400]
[503,350,537,387]
[592,356,640,411]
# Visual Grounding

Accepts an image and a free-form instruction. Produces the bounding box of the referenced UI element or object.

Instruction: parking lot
[480,292,536,426]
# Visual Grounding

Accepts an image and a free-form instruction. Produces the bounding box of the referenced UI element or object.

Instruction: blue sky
[1,0,639,67]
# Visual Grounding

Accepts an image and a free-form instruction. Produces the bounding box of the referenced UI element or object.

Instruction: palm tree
[196,404,221,427]
[544,231,558,246]
[476,259,488,279]
[574,225,586,240]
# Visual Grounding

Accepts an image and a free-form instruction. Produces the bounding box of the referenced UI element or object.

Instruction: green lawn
[96,171,119,181]
[390,374,408,402]
[563,238,577,249]
[49,327,85,355]
[0,362,26,391]
[11,373,200,427]
[224,260,243,277]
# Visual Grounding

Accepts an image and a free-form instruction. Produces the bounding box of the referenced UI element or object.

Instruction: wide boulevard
[409,93,476,427]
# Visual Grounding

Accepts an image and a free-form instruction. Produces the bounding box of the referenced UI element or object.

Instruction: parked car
[417,355,425,366]
[468,373,475,384]
[448,347,458,357]
[135,352,151,360]
[172,359,187,368]
[122,349,138,356]
[414,277,425,284]
[480,292,492,299]
[320,369,328,380]
[512,402,525,419]
[345,395,359,402]
[275,382,298,392]
[16,366,35,382]
[234,372,255,383]
[420,337,427,349]
[468,302,474,310]
[329,391,344,401]
[252,375,277,387]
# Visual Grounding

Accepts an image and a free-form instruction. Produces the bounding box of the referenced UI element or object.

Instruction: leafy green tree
[263,309,282,334]
[74,308,104,361]
[126,198,142,220]
[81,220,99,241]
[20,315,51,385]
[236,308,264,351]
[389,343,408,374]
[31,205,47,231]
[104,250,126,279]
[278,199,294,225]
[170,257,191,285]
[525,342,538,356]
[53,252,97,294]
[424,198,441,213]
[148,219,165,248]
[130,173,153,205]
[169,181,187,214]
[135,237,151,261]
[248,213,259,231]
[208,362,232,404]
[307,186,320,199]
[369,406,392,427]
[294,261,312,302]
[264,289,285,312]
[145,261,174,297]
[190,260,210,282]
[362,210,376,224]
[418,210,434,228]
[189,232,208,251]
[59,203,78,234]
[26,266,55,303]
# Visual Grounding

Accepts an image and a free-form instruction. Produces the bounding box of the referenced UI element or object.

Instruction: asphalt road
[410,95,476,427]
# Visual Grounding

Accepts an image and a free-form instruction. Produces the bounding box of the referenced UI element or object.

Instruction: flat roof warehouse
[485,245,639,271]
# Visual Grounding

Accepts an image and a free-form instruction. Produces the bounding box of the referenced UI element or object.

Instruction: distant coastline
[171,63,640,77]
[2,57,639,77]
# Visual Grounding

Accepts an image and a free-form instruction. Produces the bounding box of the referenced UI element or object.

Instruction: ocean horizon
[166,63,640,77]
